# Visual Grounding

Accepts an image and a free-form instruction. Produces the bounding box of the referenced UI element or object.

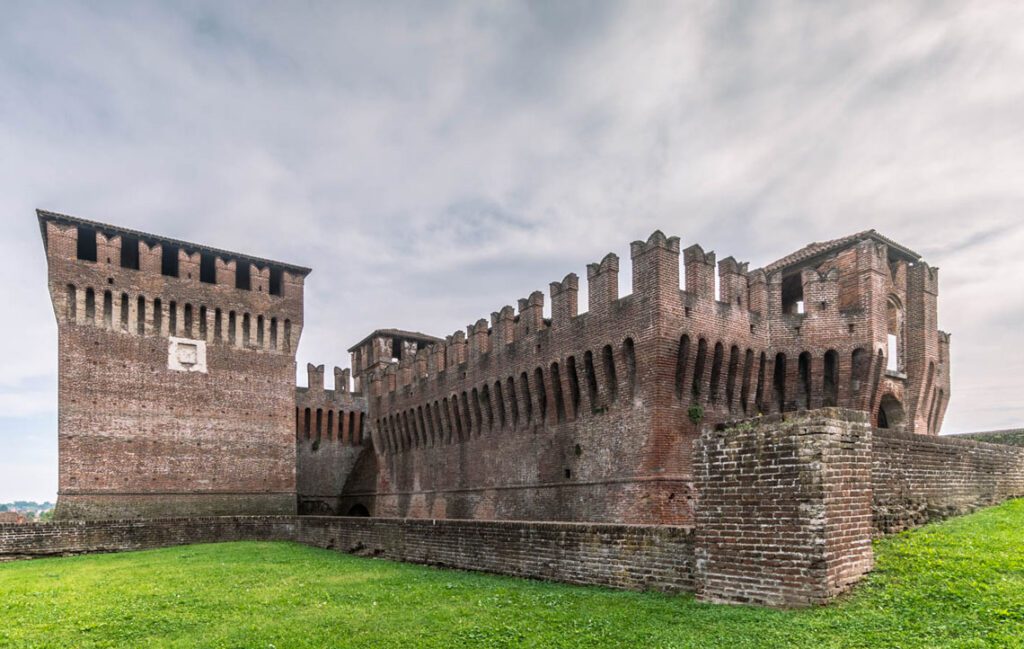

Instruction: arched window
[521,372,533,424]
[709,342,724,405]
[183,303,193,337]
[461,392,473,436]
[851,348,869,397]
[120,293,129,331]
[228,311,237,344]
[270,317,278,350]
[137,296,146,335]
[877,394,906,429]
[623,338,637,397]
[798,352,811,409]
[725,345,740,410]
[755,352,767,414]
[315,408,323,442]
[494,381,507,429]
[257,315,265,348]
[199,306,207,338]
[168,300,177,335]
[692,338,708,401]
[534,367,548,424]
[551,362,566,423]
[675,335,690,400]
[326,410,334,441]
[444,397,456,442]
[507,377,520,429]
[583,351,598,413]
[471,388,483,434]
[214,308,222,340]
[602,345,618,403]
[740,349,754,414]
[103,290,113,329]
[823,350,839,407]
[773,353,787,412]
[284,319,291,352]
[152,298,162,333]
[303,408,311,440]
[481,385,494,432]
[242,313,251,347]
[85,288,96,322]
[566,356,581,416]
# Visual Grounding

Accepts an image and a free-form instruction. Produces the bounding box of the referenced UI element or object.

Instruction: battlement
[365,230,904,399]
[295,363,368,447]
[38,210,308,355]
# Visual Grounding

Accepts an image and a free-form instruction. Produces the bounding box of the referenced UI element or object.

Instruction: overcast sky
[2,1,1023,502]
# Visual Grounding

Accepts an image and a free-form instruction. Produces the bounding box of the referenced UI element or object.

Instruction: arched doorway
[877,394,906,430]
[346,503,370,517]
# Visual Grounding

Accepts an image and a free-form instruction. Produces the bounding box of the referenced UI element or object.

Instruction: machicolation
[28,208,1024,607]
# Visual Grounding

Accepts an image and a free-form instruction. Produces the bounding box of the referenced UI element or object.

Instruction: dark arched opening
[347,504,370,517]
[877,394,906,430]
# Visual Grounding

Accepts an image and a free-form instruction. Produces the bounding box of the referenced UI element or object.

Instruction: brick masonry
[3,410,1023,605]
[350,230,951,523]
[0,516,694,593]
[295,363,370,515]
[695,409,875,607]
[872,429,1024,533]
[38,210,309,520]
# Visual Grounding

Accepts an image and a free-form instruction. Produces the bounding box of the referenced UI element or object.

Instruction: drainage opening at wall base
[346,504,370,517]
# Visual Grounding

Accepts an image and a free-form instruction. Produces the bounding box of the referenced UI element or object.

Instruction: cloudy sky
[2,1,1023,502]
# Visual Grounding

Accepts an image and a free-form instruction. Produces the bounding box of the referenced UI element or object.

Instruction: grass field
[1,500,1023,648]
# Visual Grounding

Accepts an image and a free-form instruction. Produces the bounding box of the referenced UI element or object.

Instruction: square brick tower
[38,210,310,520]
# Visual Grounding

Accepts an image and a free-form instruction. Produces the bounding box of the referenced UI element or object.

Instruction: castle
[38,210,949,523]
[36,208,1021,607]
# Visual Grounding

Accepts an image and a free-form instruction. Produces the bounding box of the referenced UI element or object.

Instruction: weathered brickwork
[872,429,1024,533]
[0,517,694,593]
[295,363,370,515]
[695,410,875,607]
[355,230,949,523]
[39,210,309,519]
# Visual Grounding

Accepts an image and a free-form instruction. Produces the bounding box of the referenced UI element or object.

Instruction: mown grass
[1,499,1023,648]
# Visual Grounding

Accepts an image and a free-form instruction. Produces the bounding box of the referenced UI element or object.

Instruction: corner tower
[38,210,311,519]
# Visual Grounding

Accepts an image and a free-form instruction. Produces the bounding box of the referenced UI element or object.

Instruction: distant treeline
[0,501,55,513]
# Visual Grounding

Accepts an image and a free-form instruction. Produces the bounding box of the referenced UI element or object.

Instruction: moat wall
[5,410,1023,607]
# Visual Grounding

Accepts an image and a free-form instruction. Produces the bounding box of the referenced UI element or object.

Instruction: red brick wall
[0,517,695,593]
[872,429,1024,533]
[695,409,875,607]
[295,363,369,515]
[358,231,948,524]
[40,213,306,519]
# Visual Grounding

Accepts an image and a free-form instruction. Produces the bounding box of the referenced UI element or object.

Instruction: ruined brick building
[39,210,949,525]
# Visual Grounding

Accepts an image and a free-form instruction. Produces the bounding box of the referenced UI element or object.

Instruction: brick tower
[38,210,310,519]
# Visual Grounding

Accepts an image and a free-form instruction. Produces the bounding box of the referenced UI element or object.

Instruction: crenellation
[38,211,964,606]
[683,244,716,299]
[550,273,579,327]
[586,252,619,316]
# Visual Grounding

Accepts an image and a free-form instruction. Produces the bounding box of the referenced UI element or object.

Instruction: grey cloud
[1,0,1023,500]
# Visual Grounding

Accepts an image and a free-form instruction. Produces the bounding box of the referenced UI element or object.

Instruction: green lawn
[2,500,1023,648]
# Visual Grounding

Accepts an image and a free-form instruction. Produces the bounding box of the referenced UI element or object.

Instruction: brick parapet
[695,409,874,607]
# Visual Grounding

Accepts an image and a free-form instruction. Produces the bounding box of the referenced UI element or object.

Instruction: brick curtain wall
[872,429,1024,533]
[0,517,693,594]
[695,409,874,607]
[294,517,694,592]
